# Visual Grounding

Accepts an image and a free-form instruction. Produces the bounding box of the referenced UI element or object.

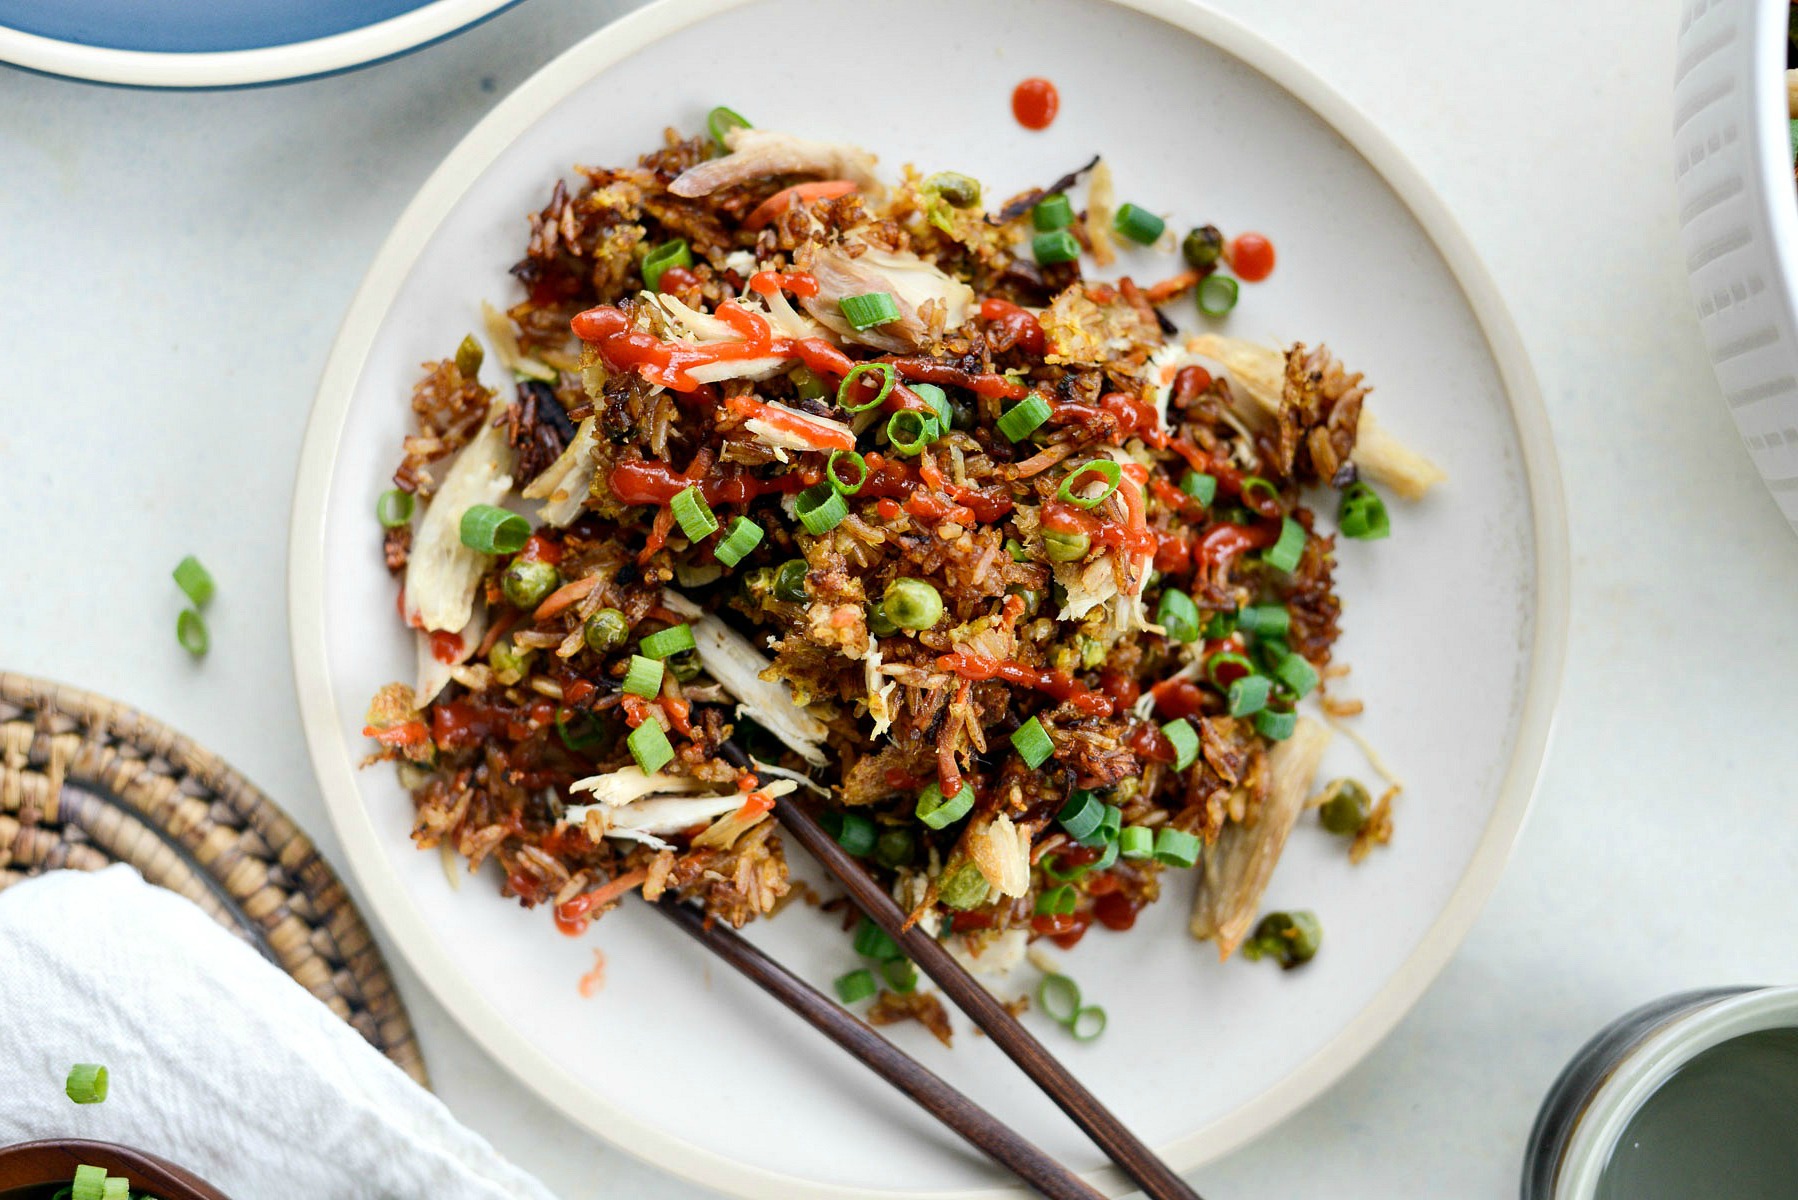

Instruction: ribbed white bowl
[1675,0,1798,532]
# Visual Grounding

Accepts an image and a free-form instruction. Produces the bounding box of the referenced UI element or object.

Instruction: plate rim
[0,0,518,88]
[287,0,1571,1194]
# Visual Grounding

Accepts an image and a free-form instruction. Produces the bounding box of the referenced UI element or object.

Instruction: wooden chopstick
[769,792,1205,1200]
[649,894,1109,1200]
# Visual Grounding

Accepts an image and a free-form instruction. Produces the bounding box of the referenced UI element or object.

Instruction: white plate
[0,0,516,89]
[289,1,1568,1194]
[1672,0,1798,536]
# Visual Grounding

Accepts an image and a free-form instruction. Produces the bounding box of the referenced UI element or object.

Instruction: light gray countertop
[3,0,1793,1194]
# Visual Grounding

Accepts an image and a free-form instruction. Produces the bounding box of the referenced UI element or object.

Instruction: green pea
[873,827,915,869]
[1181,225,1224,270]
[1318,779,1372,836]
[502,560,559,610]
[923,171,981,209]
[774,559,809,604]
[867,604,898,637]
[1043,529,1092,563]
[883,578,944,631]
[487,638,533,684]
[938,862,991,910]
[1244,910,1322,968]
[582,607,629,654]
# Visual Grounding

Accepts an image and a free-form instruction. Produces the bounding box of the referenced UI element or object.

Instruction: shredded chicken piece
[798,241,975,352]
[668,128,881,198]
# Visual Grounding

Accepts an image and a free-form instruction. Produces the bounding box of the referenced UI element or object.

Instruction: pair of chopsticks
[645,745,1204,1200]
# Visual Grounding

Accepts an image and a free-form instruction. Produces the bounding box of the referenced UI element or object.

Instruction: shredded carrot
[1012,442,1076,478]
[578,948,607,998]
[587,867,648,909]
[733,790,776,821]
[744,180,858,231]
[534,575,598,620]
[1143,270,1202,305]
[476,608,519,658]
[639,506,676,566]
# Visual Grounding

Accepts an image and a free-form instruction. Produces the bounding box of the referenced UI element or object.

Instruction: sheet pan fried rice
[363,116,1445,1035]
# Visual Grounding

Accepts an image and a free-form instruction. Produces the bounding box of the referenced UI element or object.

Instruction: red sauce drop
[979,297,1047,357]
[1012,77,1060,131]
[748,269,820,298]
[1148,678,1206,721]
[1041,499,1156,560]
[1049,911,1092,949]
[607,458,807,507]
[654,265,700,293]
[936,651,1113,717]
[1127,722,1177,764]
[1093,892,1140,931]
[1197,522,1279,570]
[428,629,464,664]
[1229,232,1276,282]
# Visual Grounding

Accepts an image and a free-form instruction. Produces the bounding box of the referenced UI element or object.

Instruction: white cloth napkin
[0,865,556,1200]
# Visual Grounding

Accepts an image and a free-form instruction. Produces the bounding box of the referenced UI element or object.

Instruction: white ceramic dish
[289,0,1568,1195]
[0,0,515,89]
[1673,0,1798,534]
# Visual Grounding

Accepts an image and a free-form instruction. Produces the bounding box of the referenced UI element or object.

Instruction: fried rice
[363,117,1443,1010]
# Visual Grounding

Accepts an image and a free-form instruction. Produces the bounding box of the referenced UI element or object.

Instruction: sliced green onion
[1237,604,1290,637]
[1198,273,1240,317]
[1257,637,1292,672]
[621,655,664,699]
[1119,825,1154,859]
[1201,611,1236,640]
[713,516,765,567]
[670,485,718,541]
[100,1179,127,1200]
[1262,516,1307,573]
[916,780,975,829]
[642,239,692,292]
[910,381,953,430]
[997,393,1051,442]
[1241,475,1282,509]
[1075,803,1122,849]
[1153,826,1202,868]
[1255,709,1298,741]
[1056,790,1103,839]
[923,171,982,208]
[176,609,208,658]
[1005,538,1030,563]
[874,827,915,869]
[939,861,992,909]
[1178,471,1217,507]
[790,366,828,400]
[455,333,485,378]
[826,449,869,495]
[555,708,606,751]
[835,967,878,1004]
[1070,1005,1108,1041]
[1162,718,1200,771]
[1033,193,1073,230]
[852,915,903,961]
[1156,589,1201,643]
[1035,884,1078,916]
[837,362,896,412]
[1032,229,1081,265]
[627,719,675,774]
[773,559,809,602]
[1205,650,1255,688]
[1339,482,1391,540]
[867,603,898,637]
[459,504,530,554]
[71,1166,106,1200]
[377,489,416,529]
[1273,652,1318,698]
[172,555,214,608]
[823,811,877,857]
[838,292,902,331]
[795,483,849,535]
[1113,203,1165,244]
[883,577,943,630]
[1037,973,1082,1024]
[885,409,940,456]
[1227,674,1271,717]
[1057,459,1122,508]
[881,958,919,993]
[707,105,751,147]
[639,623,696,659]
[64,1064,107,1105]
[1011,717,1054,768]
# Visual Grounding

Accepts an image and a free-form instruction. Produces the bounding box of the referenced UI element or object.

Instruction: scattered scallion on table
[64,1063,107,1105]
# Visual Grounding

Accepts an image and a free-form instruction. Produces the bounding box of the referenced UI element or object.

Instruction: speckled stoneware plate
[0,0,517,88]
[289,1,1568,1195]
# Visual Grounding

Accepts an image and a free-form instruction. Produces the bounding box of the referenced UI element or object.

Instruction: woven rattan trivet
[0,672,428,1087]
